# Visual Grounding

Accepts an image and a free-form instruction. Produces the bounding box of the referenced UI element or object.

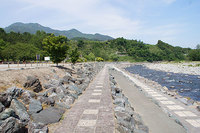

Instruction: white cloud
[12,0,183,46]
[15,0,141,37]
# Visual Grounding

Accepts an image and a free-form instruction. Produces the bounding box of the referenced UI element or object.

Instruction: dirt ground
[0,67,66,92]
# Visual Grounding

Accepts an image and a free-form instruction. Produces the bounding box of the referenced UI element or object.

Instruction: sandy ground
[0,67,66,92]
[143,62,200,75]
[111,69,186,133]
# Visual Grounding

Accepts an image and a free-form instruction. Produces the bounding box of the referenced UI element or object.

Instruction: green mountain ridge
[4,22,114,41]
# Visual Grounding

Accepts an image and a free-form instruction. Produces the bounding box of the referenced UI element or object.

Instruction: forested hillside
[4,22,113,41]
[0,27,199,63]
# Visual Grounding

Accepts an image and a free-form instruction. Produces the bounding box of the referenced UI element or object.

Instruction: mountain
[4,22,114,41]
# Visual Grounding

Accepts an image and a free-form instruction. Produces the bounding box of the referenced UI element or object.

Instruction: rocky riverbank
[109,69,148,133]
[144,62,200,76]
[117,63,200,112]
[0,63,104,133]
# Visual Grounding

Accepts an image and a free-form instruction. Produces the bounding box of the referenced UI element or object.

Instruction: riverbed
[125,65,200,101]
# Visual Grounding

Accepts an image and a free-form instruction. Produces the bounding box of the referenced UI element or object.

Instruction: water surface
[125,65,200,101]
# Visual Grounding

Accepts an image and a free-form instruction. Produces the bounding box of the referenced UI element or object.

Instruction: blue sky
[0,0,199,48]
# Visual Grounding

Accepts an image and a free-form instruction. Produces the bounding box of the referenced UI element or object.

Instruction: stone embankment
[0,63,104,133]
[109,69,148,133]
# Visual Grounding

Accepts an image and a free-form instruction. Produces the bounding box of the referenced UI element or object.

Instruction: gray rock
[187,99,194,106]
[0,117,25,133]
[55,102,71,109]
[43,83,53,90]
[114,98,125,107]
[45,97,55,106]
[63,95,75,105]
[116,124,131,133]
[21,90,36,104]
[0,93,12,107]
[23,76,43,93]
[68,85,82,95]
[10,99,30,124]
[6,87,24,97]
[0,102,5,113]
[0,108,16,120]
[28,122,48,133]
[29,99,42,115]
[32,107,65,125]
[49,79,63,87]
[197,106,200,111]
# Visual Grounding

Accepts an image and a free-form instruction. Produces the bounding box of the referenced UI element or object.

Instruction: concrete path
[54,66,115,133]
[111,66,200,133]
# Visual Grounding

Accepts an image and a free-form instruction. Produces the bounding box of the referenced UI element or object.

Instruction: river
[125,65,200,101]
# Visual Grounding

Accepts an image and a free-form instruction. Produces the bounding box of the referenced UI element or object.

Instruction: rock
[10,99,30,124]
[0,108,16,120]
[43,83,53,90]
[177,97,188,105]
[21,90,36,104]
[55,102,71,109]
[0,93,12,107]
[45,97,55,106]
[63,95,75,105]
[163,86,168,91]
[0,117,26,133]
[68,85,82,95]
[32,107,65,125]
[23,76,43,93]
[28,122,48,133]
[114,98,125,107]
[49,79,63,87]
[6,87,24,97]
[197,106,200,111]
[29,99,43,115]
[56,86,68,94]
[116,124,131,133]
[187,99,194,106]
[0,102,5,113]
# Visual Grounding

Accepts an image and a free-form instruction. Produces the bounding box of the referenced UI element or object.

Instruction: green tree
[43,34,69,65]
[196,44,200,49]
[86,52,95,61]
[1,43,40,61]
[77,40,84,48]
[69,48,80,64]
[188,49,200,61]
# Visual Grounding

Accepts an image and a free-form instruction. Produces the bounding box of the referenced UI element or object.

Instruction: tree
[1,43,40,61]
[69,48,80,64]
[188,49,200,61]
[43,34,69,65]
[77,40,84,48]
[196,44,200,49]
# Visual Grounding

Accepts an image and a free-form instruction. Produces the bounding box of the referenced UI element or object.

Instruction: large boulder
[0,117,26,133]
[10,99,30,125]
[23,76,43,93]
[32,107,65,125]
[29,99,42,115]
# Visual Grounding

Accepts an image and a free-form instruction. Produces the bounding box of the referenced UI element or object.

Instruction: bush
[96,57,104,62]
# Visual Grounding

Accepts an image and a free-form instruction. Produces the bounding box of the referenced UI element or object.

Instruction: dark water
[125,65,200,101]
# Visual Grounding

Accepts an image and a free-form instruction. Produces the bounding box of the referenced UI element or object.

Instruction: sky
[0,0,200,48]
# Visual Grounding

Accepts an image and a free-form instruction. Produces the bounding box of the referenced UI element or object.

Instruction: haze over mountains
[4,22,114,41]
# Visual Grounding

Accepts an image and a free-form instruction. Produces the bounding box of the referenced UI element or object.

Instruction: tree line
[0,28,199,64]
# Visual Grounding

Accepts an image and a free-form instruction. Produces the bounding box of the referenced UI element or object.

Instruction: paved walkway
[112,66,200,133]
[55,66,115,133]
